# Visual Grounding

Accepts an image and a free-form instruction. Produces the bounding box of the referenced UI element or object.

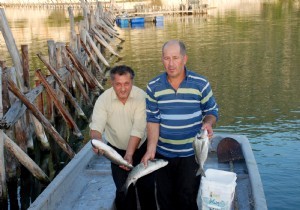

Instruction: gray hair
[162,40,186,56]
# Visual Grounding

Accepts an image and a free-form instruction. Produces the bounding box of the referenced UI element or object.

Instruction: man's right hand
[141,148,156,167]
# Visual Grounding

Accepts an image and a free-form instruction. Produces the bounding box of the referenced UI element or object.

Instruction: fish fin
[120,184,129,195]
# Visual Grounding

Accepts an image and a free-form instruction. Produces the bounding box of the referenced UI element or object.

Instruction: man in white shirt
[90,65,156,210]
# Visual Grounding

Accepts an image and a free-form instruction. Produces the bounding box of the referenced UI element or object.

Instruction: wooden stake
[7,78,75,158]
[0,68,69,129]
[66,45,104,90]
[80,38,104,76]
[84,29,110,67]
[3,132,50,183]
[91,27,121,58]
[65,65,92,106]
[37,53,88,121]
[35,70,83,139]
[0,8,24,91]
[0,67,8,205]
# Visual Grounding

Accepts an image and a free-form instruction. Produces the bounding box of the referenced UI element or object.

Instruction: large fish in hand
[193,129,209,177]
[121,159,168,194]
[91,139,133,169]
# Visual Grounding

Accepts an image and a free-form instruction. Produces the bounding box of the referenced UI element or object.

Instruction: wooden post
[21,44,33,149]
[68,6,78,52]
[21,45,30,91]
[46,40,56,122]
[7,78,75,158]
[0,8,24,91]
[5,67,28,152]
[34,74,44,114]
[32,74,50,150]
[35,70,83,139]
[0,67,8,208]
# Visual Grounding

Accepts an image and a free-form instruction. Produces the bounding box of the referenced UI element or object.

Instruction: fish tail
[196,168,206,177]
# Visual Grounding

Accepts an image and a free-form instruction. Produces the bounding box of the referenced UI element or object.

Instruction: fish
[91,139,133,169]
[193,129,210,177]
[121,159,168,194]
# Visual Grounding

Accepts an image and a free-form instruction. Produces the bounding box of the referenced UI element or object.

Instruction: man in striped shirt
[141,40,218,210]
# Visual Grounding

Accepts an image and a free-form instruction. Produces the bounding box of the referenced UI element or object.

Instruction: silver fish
[193,129,209,177]
[91,139,133,169]
[122,159,168,194]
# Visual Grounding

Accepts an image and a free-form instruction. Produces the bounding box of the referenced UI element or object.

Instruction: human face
[162,42,187,79]
[111,73,133,103]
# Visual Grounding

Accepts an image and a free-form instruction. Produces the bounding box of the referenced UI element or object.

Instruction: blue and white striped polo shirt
[146,69,219,158]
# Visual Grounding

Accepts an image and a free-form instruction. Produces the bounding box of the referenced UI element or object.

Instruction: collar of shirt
[163,68,190,86]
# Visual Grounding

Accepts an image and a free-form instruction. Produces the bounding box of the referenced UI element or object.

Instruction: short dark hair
[110,65,135,80]
[162,40,186,56]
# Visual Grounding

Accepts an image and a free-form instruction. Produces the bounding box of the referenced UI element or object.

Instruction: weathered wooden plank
[3,132,50,183]
[0,68,69,129]
[80,38,104,76]
[35,69,83,139]
[84,29,110,67]
[91,27,121,58]
[0,66,8,203]
[65,65,92,106]
[0,8,24,91]
[66,45,104,90]
[7,78,75,158]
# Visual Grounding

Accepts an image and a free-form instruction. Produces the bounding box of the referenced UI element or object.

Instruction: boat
[28,133,267,210]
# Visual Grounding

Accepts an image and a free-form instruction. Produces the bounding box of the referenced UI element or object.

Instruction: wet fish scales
[91,139,133,169]
[193,129,209,177]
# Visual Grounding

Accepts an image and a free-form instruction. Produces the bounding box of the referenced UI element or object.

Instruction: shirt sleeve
[146,84,161,123]
[130,90,147,139]
[89,94,108,133]
[200,81,219,120]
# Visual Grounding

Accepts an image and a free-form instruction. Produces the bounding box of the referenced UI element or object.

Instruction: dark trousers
[110,142,157,210]
[155,153,201,210]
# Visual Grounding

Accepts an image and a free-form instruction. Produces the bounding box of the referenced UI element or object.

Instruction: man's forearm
[90,130,102,140]
[203,115,217,127]
[147,122,160,152]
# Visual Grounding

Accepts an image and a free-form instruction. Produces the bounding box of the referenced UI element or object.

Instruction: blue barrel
[130,17,145,24]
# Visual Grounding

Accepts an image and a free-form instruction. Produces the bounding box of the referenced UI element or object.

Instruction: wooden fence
[0,0,123,209]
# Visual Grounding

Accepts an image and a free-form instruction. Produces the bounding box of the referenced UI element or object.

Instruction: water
[1,1,300,209]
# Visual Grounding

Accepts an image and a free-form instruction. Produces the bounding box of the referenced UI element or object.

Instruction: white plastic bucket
[200,169,237,210]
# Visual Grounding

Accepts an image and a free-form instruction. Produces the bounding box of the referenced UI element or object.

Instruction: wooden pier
[0,0,124,209]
